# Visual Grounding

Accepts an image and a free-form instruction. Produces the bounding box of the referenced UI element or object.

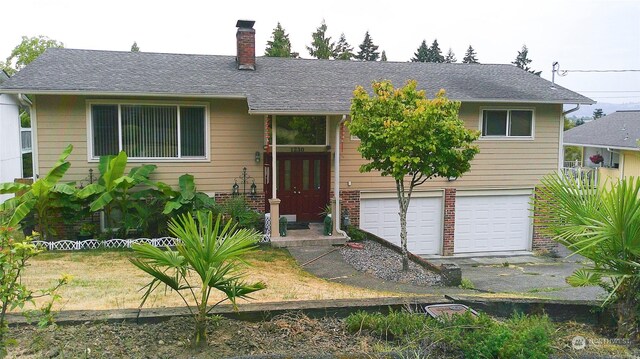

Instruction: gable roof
[0,48,594,114]
[564,110,640,151]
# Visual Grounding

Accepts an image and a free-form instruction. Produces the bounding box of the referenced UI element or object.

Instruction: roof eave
[459,98,595,105]
[563,142,640,152]
[0,89,248,99]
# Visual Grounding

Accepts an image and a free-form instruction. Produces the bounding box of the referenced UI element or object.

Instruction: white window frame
[272,115,330,147]
[86,99,210,162]
[478,107,535,140]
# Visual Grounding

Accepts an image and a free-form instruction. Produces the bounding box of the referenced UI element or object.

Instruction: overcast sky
[1,0,639,105]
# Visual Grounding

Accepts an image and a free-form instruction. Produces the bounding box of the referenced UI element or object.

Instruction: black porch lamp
[232,181,240,196]
[250,180,257,196]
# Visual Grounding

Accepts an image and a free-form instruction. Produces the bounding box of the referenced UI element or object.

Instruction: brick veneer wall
[330,190,361,227]
[442,188,456,256]
[214,192,266,213]
[531,187,558,254]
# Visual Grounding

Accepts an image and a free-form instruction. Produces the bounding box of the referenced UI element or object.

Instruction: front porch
[261,114,350,241]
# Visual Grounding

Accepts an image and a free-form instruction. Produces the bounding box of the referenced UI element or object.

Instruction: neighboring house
[0,71,32,204]
[0,20,593,256]
[563,110,640,186]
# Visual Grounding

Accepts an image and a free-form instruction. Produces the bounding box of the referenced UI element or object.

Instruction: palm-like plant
[130,212,266,347]
[0,144,75,239]
[534,173,640,340]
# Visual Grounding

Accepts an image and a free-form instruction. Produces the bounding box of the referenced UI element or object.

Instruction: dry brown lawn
[20,247,400,311]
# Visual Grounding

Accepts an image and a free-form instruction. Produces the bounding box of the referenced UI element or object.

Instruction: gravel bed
[341,240,442,286]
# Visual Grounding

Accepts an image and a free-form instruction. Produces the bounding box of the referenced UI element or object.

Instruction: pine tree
[444,48,457,63]
[265,22,297,57]
[380,50,387,61]
[411,40,429,62]
[427,39,445,63]
[462,45,479,64]
[593,108,604,120]
[306,20,335,59]
[355,31,380,61]
[130,42,140,52]
[512,45,541,76]
[334,33,354,60]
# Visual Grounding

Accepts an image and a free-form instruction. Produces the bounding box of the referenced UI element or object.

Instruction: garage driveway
[427,252,606,301]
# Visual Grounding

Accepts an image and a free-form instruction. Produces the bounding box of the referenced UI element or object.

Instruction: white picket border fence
[32,232,270,251]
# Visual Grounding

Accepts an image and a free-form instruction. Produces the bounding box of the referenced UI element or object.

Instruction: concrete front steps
[270,235,347,248]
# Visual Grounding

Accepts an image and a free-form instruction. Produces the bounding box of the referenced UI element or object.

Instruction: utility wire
[562,69,640,73]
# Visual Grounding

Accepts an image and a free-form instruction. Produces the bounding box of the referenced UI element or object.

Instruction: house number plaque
[290,147,305,152]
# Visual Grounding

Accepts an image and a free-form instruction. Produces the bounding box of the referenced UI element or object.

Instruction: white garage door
[454,192,532,253]
[360,195,442,255]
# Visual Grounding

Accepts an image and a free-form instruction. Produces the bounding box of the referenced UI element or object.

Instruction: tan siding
[335,103,562,191]
[623,150,640,178]
[35,95,264,193]
[36,96,561,195]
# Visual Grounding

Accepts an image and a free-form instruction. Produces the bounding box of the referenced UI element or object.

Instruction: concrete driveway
[427,253,605,301]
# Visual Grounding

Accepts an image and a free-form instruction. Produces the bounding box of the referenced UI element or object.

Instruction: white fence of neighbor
[560,166,599,187]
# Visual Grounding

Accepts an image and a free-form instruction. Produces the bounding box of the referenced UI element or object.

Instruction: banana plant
[161,174,218,217]
[78,151,157,234]
[0,144,75,240]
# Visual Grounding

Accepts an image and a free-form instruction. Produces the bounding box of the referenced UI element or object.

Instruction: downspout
[334,115,349,238]
[559,104,581,169]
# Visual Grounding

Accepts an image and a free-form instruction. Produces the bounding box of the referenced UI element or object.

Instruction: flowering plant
[589,153,604,165]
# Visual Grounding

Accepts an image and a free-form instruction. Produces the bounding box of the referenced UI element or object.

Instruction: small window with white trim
[481,109,533,137]
[89,102,207,160]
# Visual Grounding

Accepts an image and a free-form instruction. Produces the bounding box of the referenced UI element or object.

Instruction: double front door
[264,153,329,222]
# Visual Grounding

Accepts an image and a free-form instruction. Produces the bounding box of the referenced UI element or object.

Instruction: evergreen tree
[512,45,541,76]
[355,31,380,61]
[334,33,354,60]
[427,39,445,63]
[444,48,457,63]
[593,108,604,120]
[462,45,479,64]
[265,22,297,57]
[130,42,140,52]
[380,50,387,61]
[411,40,429,62]
[306,20,335,59]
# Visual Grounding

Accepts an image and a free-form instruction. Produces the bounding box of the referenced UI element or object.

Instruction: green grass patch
[346,310,555,359]
[459,278,475,289]
[527,287,563,293]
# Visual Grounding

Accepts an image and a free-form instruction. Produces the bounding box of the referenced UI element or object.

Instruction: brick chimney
[236,20,256,70]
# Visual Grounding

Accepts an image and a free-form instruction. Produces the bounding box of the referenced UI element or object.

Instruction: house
[0,20,593,256]
[0,71,32,204]
[563,110,640,186]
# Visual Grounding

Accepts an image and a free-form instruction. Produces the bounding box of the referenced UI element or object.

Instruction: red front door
[264,153,330,222]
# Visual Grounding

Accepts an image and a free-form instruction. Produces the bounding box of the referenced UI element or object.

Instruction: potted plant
[77,223,96,241]
[589,153,604,166]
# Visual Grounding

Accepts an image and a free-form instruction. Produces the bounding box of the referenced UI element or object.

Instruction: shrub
[345,310,555,359]
[346,226,367,242]
[0,227,68,355]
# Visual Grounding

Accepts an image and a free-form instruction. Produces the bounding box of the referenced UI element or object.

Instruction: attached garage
[454,190,532,254]
[360,192,443,255]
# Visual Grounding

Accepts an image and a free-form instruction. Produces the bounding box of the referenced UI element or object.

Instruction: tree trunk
[399,206,409,271]
[193,313,208,348]
[616,292,639,341]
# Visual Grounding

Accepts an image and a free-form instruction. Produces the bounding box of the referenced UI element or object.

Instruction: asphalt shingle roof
[564,110,640,150]
[0,48,594,114]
